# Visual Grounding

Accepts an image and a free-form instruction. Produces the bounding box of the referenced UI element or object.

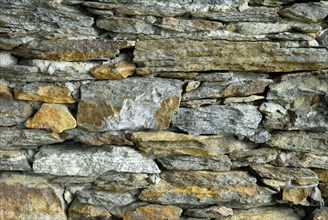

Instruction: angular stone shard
[120,204,183,220]
[14,83,75,103]
[91,61,136,80]
[0,150,31,171]
[313,169,328,183]
[172,104,262,137]
[13,39,133,61]
[0,98,34,126]
[65,129,133,146]
[131,131,256,157]
[183,79,271,100]
[0,173,66,220]
[0,79,13,98]
[0,127,66,149]
[250,164,319,187]
[25,103,76,133]
[157,17,223,32]
[267,132,328,155]
[77,78,183,131]
[139,171,275,208]
[220,206,302,220]
[279,1,328,23]
[33,144,160,176]
[223,95,265,104]
[94,172,155,191]
[158,155,232,171]
[134,38,328,74]
[180,99,218,108]
[68,198,112,220]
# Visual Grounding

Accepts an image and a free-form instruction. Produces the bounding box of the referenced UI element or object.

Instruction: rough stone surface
[267,131,328,155]
[120,204,183,220]
[131,131,256,157]
[185,206,233,218]
[134,39,328,74]
[274,152,328,170]
[25,103,77,133]
[0,127,66,149]
[0,173,66,220]
[78,78,183,131]
[14,83,75,103]
[13,39,133,61]
[0,150,31,171]
[33,144,160,176]
[172,104,262,137]
[68,198,112,220]
[0,98,34,126]
[91,61,136,80]
[158,155,232,171]
[229,148,278,168]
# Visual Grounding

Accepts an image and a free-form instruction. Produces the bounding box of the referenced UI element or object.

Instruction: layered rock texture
[0,0,327,219]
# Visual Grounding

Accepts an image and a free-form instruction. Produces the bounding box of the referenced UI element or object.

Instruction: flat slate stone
[0,98,34,126]
[77,78,183,131]
[172,104,262,137]
[134,38,328,74]
[33,144,160,176]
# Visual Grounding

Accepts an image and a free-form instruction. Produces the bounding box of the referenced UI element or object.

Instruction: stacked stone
[0,0,327,219]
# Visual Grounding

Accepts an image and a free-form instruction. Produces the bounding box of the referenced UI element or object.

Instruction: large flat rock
[77,78,183,131]
[134,38,328,74]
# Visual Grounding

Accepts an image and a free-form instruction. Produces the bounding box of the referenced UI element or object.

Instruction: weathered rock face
[0,173,66,220]
[172,104,262,137]
[2,0,328,219]
[33,144,160,176]
[134,39,328,74]
[77,78,183,131]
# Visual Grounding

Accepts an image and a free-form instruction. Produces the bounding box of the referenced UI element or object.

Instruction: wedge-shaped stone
[14,83,75,103]
[0,173,66,220]
[219,206,302,220]
[313,169,328,183]
[33,144,160,176]
[65,129,133,146]
[0,150,31,171]
[131,131,256,157]
[77,78,183,131]
[267,132,328,155]
[134,39,328,74]
[139,171,275,208]
[94,172,156,191]
[279,1,328,23]
[157,17,223,32]
[91,61,135,80]
[0,127,66,149]
[158,155,231,171]
[224,95,265,104]
[172,104,262,137]
[183,80,271,100]
[0,79,12,98]
[13,39,133,61]
[25,103,76,133]
[0,98,34,126]
[229,148,278,168]
[282,186,323,206]
[121,204,183,220]
[250,164,319,186]
[274,152,328,170]
[83,0,248,17]
[76,189,138,214]
[68,198,112,220]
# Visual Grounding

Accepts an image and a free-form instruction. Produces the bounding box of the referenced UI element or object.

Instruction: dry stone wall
[0,0,328,219]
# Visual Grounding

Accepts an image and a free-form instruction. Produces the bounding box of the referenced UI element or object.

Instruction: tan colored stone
[14,84,75,103]
[131,131,256,157]
[91,61,136,80]
[312,207,328,220]
[282,187,309,205]
[25,103,76,133]
[0,173,66,220]
[0,84,12,98]
[185,81,201,92]
[319,183,328,198]
[68,198,112,220]
[121,204,183,220]
[223,95,265,104]
[313,169,328,183]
